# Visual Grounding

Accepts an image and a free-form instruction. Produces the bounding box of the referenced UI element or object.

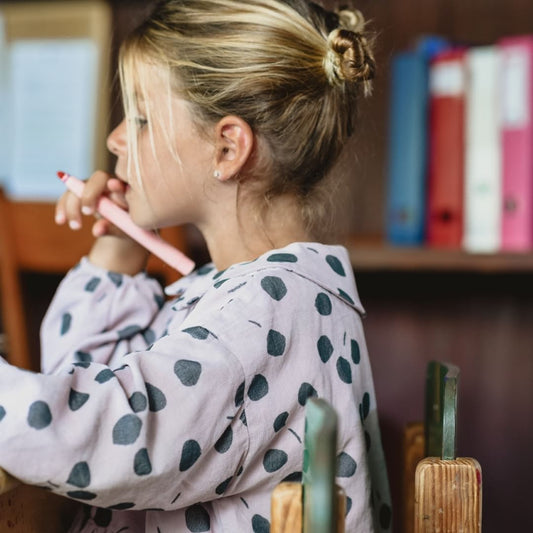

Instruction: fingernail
[69,220,81,230]
[55,212,66,224]
[82,206,93,215]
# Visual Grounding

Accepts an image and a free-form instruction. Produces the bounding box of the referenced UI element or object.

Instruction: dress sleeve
[40,257,165,374]
[0,323,249,511]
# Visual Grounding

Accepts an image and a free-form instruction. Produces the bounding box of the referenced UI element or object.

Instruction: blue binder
[385,37,449,245]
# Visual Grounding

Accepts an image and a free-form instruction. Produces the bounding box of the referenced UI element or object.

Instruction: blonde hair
[119,0,375,231]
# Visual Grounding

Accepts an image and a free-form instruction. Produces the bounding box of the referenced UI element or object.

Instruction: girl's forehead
[125,57,170,102]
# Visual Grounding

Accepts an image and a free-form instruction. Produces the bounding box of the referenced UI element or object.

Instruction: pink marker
[57,171,195,276]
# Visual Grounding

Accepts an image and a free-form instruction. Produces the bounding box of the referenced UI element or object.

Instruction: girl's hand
[55,170,149,275]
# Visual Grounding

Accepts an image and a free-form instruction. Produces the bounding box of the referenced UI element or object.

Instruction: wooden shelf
[345,239,533,273]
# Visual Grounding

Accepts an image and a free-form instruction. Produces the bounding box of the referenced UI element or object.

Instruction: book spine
[386,52,430,245]
[499,37,533,251]
[463,46,502,253]
[427,50,467,248]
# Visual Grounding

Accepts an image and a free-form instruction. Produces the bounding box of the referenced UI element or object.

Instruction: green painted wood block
[424,361,459,460]
[303,398,338,533]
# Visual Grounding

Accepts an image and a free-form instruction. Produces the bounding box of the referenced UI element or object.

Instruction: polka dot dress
[0,243,391,532]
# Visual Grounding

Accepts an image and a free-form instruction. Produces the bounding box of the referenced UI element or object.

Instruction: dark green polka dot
[263,449,288,472]
[67,490,97,501]
[274,412,289,432]
[359,392,370,422]
[75,351,92,363]
[215,476,233,495]
[146,383,166,412]
[94,508,112,527]
[68,389,89,411]
[317,335,334,363]
[267,329,286,356]
[235,382,245,407]
[197,265,214,275]
[180,440,202,471]
[85,277,101,292]
[326,255,346,276]
[240,410,247,426]
[215,426,233,454]
[282,471,302,482]
[107,272,123,287]
[134,448,152,476]
[67,462,91,488]
[27,401,52,429]
[182,326,210,340]
[213,269,227,280]
[351,339,361,364]
[248,375,269,401]
[112,414,142,445]
[118,325,142,340]
[298,383,317,406]
[174,360,202,386]
[346,496,353,515]
[261,276,287,301]
[129,392,147,413]
[73,362,90,369]
[143,329,156,345]
[315,293,332,315]
[267,253,298,263]
[336,357,352,383]
[214,279,228,289]
[336,452,357,477]
[0,406,5,422]
[380,503,392,529]
[61,313,72,335]
[185,504,210,532]
[338,288,355,304]
[154,293,165,309]
[252,514,271,533]
[108,502,135,510]
[95,369,116,384]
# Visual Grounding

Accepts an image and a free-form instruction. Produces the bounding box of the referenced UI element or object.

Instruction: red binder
[426,49,467,248]
[499,36,533,251]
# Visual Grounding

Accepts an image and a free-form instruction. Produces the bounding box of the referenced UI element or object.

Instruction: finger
[55,192,69,225]
[63,190,83,230]
[80,170,113,215]
[106,177,129,210]
[92,217,111,238]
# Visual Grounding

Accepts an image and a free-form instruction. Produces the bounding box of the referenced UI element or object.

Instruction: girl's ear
[213,116,254,181]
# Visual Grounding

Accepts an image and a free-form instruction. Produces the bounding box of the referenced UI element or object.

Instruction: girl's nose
[107,120,127,156]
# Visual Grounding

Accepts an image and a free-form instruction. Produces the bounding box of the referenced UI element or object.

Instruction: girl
[0,0,391,531]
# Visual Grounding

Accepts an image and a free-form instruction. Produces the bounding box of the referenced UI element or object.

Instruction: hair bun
[336,8,365,33]
[323,10,375,96]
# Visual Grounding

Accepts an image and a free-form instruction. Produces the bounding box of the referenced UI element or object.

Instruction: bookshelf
[342,1,533,532]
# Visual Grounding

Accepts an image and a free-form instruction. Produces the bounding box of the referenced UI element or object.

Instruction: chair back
[414,361,482,533]
[271,397,346,533]
[303,398,339,532]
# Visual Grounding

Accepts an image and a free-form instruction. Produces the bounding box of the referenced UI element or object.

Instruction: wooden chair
[271,397,346,533]
[403,361,482,533]
[0,187,187,370]
[0,467,80,532]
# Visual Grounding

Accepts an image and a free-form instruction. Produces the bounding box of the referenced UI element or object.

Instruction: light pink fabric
[0,242,391,532]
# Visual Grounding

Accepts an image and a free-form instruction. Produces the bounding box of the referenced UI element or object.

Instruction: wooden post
[414,457,482,533]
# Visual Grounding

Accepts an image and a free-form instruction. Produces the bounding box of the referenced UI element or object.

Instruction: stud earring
[213,170,221,180]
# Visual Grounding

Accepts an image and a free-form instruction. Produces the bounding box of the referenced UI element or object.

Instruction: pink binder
[500,36,533,251]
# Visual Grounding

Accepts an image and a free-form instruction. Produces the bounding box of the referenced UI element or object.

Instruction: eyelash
[132,116,148,129]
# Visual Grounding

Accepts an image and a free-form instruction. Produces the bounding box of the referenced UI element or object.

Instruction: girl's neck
[199,193,314,271]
